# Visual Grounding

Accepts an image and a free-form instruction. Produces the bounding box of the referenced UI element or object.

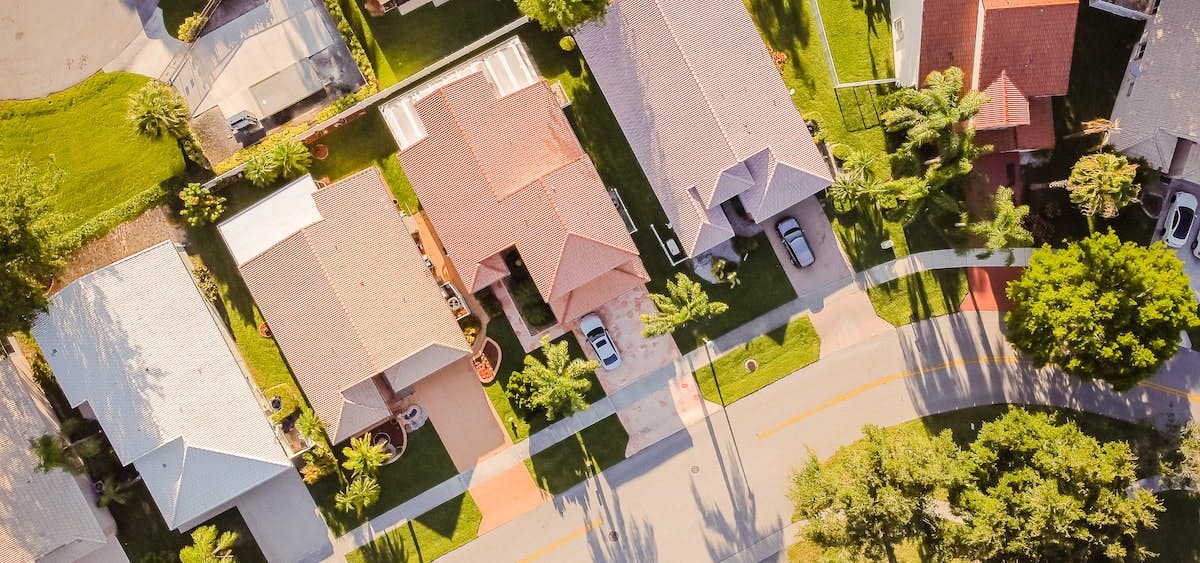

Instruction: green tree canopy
[507,334,597,420]
[1006,231,1199,389]
[178,183,227,227]
[335,474,381,517]
[640,273,729,338]
[882,67,988,160]
[950,410,1161,562]
[341,434,389,477]
[127,80,190,139]
[0,157,67,336]
[179,524,239,563]
[964,186,1033,252]
[271,139,312,179]
[1064,153,1140,231]
[515,0,610,31]
[789,424,959,562]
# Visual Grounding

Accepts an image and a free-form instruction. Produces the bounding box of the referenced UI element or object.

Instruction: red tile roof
[398,72,647,324]
[977,1,1077,97]
[977,71,1031,129]
[918,0,979,87]
[976,97,1057,151]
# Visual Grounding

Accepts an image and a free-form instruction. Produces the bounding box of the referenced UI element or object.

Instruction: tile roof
[575,0,830,256]
[221,169,470,443]
[976,71,1031,129]
[917,0,979,87]
[390,42,646,324]
[976,0,1077,98]
[976,96,1056,151]
[31,242,291,530]
[1108,0,1200,184]
[0,360,110,560]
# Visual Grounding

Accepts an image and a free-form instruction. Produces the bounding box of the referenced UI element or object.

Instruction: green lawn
[814,0,894,83]
[694,315,820,405]
[1141,491,1200,561]
[306,111,419,213]
[185,180,306,410]
[525,414,630,495]
[347,494,482,563]
[0,71,185,237]
[160,0,209,40]
[342,0,521,87]
[310,423,461,535]
[481,313,607,442]
[866,269,969,326]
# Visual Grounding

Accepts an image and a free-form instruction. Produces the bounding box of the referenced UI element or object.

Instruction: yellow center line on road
[517,518,602,563]
[756,354,1200,441]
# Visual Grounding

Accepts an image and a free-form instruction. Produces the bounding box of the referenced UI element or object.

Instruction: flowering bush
[178,183,226,226]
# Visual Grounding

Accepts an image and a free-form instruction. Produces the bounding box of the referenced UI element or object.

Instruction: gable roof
[31,242,291,530]
[0,360,111,560]
[976,0,1077,98]
[386,38,645,318]
[219,169,470,443]
[976,71,1031,129]
[574,0,830,256]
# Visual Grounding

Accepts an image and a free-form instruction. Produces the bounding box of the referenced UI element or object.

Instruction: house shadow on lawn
[348,493,481,563]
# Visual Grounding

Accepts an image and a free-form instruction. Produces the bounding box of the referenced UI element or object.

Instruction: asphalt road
[438,310,1200,563]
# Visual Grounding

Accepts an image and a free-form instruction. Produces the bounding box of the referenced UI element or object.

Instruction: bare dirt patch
[52,205,189,294]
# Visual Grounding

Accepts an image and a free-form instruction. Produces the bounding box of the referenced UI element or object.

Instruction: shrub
[559,36,577,51]
[191,262,221,303]
[271,139,312,179]
[474,287,505,318]
[243,153,279,188]
[459,315,482,345]
[177,13,208,43]
[321,0,377,86]
[314,84,378,122]
[731,235,759,257]
[213,123,308,174]
[178,183,226,226]
[510,278,555,328]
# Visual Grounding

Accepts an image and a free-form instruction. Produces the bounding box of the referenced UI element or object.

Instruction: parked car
[1162,192,1198,248]
[580,313,621,370]
[775,216,815,267]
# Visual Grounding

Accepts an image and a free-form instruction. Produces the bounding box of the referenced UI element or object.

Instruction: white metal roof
[0,360,111,561]
[31,242,291,530]
[218,174,322,266]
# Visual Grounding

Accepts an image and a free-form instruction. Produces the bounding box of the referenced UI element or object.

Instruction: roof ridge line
[438,88,503,200]
[300,220,379,375]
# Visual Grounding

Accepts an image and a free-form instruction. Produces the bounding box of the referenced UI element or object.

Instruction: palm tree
[179,525,238,563]
[96,475,140,508]
[641,273,729,338]
[1063,153,1140,232]
[341,434,389,476]
[882,67,989,159]
[828,145,882,213]
[506,335,598,420]
[271,139,312,179]
[28,418,101,476]
[295,407,326,445]
[243,153,279,188]
[127,80,190,139]
[336,474,381,518]
[964,186,1033,252]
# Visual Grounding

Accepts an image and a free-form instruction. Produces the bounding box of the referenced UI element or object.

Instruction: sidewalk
[323,246,1036,560]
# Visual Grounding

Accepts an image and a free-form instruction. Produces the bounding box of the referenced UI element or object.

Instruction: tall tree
[789,425,959,563]
[1163,421,1200,490]
[336,475,381,518]
[507,335,597,420]
[179,525,239,563]
[1063,153,1140,232]
[0,157,67,336]
[515,0,610,31]
[882,67,989,160]
[827,145,883,212]
[28,431,99,476]
[1006,232,1199,389]
[950,410,1161,562]
[964,186,1033,252]
[640,273,729,338]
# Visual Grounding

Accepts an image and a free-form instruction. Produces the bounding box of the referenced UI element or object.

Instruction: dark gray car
[776,216,815,267]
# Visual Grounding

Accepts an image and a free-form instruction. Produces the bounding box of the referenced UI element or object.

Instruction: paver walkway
[323,247,1037,560]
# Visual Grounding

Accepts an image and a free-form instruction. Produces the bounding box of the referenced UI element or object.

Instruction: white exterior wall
[891,0,926,87]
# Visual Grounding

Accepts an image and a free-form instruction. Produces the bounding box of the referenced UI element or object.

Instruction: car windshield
[603,354,618,365]
[586,327,605,339]
[1174,207,1195,238]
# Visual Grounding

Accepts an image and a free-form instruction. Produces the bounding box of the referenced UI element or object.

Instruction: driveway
[762,197,852,296]
[0,0,153,99]
[1156,180,1200,297]
[572,288,715,456]
[237,469,332,563]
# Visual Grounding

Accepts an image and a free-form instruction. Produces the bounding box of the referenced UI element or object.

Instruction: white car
[580,313,621,370]
[1162,192,1198,248]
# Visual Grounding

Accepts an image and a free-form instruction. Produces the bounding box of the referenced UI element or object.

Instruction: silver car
[580,314,621,370]
[776,216,815,267]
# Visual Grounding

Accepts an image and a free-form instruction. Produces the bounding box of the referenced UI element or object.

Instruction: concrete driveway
[0,0,153,99]
[572,288,715,456]
[762,197,852,296]
[237,469,332,563]
[1155,180,1200,297]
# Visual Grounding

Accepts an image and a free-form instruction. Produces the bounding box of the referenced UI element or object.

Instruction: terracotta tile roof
[976,96,1057,151]
[977,1,1077,97]
[977,71,1031,129]
[221,169,470,443]
[918,0,979,87]
[575,0,830,256]
[395,66,647,324]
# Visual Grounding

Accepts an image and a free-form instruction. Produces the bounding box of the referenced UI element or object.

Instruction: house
[1107,0,1200,183]
[172,0,359,126]
[30,242,293,532]
[381,38,649,330]
[0,347,127,562]
[892,0,1078,153]
[218,169,473,444]
[1088,0,1162,20]
[573,0,832,258]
